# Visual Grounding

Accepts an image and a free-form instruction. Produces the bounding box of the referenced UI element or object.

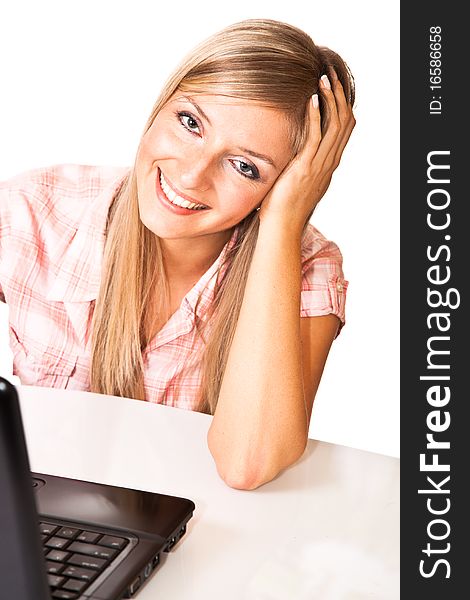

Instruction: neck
[160,229,233,283]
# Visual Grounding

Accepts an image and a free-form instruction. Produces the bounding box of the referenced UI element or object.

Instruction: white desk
[18,385,399,599]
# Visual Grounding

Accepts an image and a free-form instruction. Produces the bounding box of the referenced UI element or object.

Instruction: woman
[0,19,355,489]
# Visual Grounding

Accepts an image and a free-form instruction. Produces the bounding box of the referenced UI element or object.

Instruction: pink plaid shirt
[0,164,348,410]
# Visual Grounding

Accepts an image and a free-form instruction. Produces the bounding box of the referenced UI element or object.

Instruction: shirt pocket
[9,325,78,388]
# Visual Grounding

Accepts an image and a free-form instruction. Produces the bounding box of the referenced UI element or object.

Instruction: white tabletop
[17,385,399,600]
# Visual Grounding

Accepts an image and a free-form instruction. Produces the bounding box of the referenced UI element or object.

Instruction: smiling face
[135,94,294,248]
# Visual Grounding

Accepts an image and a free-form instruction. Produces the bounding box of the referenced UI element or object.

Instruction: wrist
[258,211,305,244]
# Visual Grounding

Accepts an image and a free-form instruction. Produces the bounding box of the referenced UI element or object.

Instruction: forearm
[208,217,307,489]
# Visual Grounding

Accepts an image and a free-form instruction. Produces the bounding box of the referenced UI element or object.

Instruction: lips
[156,168,210,213]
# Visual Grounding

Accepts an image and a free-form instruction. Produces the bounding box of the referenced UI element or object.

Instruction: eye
[177,111,201,134]
[230,159,260,180]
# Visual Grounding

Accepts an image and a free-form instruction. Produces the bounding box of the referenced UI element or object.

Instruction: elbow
[220,471,262,491]
[217,462,272,491]
[208,431,308,491]
[213,460,275,490]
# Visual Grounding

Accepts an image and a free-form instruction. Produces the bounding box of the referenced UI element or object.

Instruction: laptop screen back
[0,378,51,600]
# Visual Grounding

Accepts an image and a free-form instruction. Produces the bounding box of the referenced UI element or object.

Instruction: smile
[158,170,209,211]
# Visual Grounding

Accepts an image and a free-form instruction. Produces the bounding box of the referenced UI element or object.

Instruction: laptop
[0,377,195,599]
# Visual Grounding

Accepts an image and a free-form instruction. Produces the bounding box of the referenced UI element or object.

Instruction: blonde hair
[90,19,355,413]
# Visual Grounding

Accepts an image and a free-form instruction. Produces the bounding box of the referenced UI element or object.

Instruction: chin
[140,217,180,239]
[139,213,201,241]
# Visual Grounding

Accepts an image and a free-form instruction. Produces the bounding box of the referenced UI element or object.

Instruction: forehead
[168,93,294,166]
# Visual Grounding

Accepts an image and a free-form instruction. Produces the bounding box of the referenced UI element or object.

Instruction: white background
[0,1,399,457]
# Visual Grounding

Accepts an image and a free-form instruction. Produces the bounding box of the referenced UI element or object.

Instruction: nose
[178,151,213,192]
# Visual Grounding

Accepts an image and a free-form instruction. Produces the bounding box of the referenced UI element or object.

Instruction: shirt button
[336,281,343,292]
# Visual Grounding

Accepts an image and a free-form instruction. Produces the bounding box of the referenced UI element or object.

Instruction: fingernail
[312,94,319,108]
[320,74,331,90]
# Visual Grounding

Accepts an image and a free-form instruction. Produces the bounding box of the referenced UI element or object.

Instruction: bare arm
[208,70,355,489]
[208,218,340,489]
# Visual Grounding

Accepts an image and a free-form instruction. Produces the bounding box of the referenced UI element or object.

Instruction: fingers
[312,68,355,172]
[328,66,353,128]
[307,94,322,152]
[328,67,356,168]
[281,66,355,203]
[291,94,322,171]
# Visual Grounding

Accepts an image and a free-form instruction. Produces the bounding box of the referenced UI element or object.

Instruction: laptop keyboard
[40,521,130,599]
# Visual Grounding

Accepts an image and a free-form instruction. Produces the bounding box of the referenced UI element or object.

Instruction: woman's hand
[258,68,356,233]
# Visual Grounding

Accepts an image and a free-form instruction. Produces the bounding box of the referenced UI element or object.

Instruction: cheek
[239,190,263,211]
[220,187,263,222]
[236,178,268,208]
[139,129,166,163]
[139,117,183,165]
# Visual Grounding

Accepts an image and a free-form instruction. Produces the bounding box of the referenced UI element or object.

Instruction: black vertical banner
[401,1,467,596]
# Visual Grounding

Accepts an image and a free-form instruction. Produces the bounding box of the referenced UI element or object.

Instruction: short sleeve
[300,224,349,337]
[0,169,46,307]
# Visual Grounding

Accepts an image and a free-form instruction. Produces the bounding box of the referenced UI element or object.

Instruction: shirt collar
[180,227,240,321]
[45,166,241,344]
[46,169,241,310]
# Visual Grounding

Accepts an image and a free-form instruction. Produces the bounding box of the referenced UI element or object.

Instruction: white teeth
[159,171,207,210]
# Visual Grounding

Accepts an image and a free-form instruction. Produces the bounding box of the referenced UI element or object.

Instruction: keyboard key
[45,536,70,550]
[68,553,106,570]
[76,530,101,544]
[48,574,65,588]
[52,591,78,599]
[63,578,87,593]
[62,565,96,581]
[40,521,128,598]
[40,522,59,536]
[67,541,117,560]
[46,561,64,575]
[98,534,127,549]
[47,549,70,563]
[56,527,79,539]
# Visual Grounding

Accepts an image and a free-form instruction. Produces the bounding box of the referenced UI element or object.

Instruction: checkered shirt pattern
[0,164,348,409]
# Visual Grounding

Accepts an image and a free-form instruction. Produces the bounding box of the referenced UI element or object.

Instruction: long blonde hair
[90,19,354,413]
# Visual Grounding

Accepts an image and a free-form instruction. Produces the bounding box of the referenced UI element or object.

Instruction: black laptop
[0,377,195,599]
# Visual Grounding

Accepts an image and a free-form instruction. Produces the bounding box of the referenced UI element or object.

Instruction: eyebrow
[180,95,277,169]
[237,147,276,169]
[182,96,212,127]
